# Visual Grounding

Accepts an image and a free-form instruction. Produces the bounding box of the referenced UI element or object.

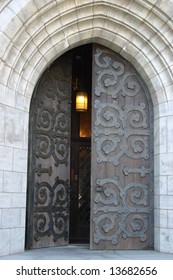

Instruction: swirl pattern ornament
[33,177,69,242]
[93,177,150,244]
[94,100,150,165]
[91,46,153,249]
[35,100,70,166]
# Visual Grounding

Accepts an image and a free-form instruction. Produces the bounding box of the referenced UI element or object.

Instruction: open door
[26,54,72,249]
[91,44,154,250]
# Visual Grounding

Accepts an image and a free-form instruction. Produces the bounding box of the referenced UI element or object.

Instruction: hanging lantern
[76,90,88,112]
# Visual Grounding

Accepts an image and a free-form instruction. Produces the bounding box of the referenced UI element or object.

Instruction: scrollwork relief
[94,99,150,165]
[93,177,150,244]
[94,49,141,99]
[35,105,70,166]
[33,177,69,242]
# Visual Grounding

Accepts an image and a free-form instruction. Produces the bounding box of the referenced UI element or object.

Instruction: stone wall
[0,0,173,255]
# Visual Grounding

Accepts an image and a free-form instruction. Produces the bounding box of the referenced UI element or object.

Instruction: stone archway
[0,0,173,255]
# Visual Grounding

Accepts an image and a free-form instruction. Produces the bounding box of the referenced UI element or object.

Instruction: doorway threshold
[0,246,173,260]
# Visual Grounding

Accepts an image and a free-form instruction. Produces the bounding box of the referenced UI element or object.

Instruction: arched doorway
[25,44,153,250]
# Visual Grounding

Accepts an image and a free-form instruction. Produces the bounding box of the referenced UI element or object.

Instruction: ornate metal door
[91,45,154,250]
[26,54,71,249]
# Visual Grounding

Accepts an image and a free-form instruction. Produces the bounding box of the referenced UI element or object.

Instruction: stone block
[8,0,26,16]
[0,63,11,86]
[17,1,38,23]
[17,78,28,96]
[3,171,25,193]
[154,117,167,155]
[154,175,167,195]
[161,47,173,68]
[146,10,165,30]
[21,173,27,193]
[22,63,35,81]
[63,22,80,39]
[25,82,35,100]
[167,116,173,153]
[160,228,173,253]
[129,1,150,18]
[0,104,5,145]
[5,107,25,149]
[0,171,3,192]
[0,193,11,208]
[160,18,173,45]
[3,88,16,108]
[7,14,23,40]
[43,47,58,65]
[159,69,172,88]
[2,208,21,228]
[10,228,25,254]
[165,84,173,101]
[0,83,6,105]
[22,40,37,60]
[38,39,55,58]
[158,101,173,117]
[151,55,166,74]
[16,93,30,112]
[151,33,167,53]
[154,88,167,104]
[58,0,75,14]
[160,154,173,176]
[138,61,156,81]
[8,69,20,89]
[13,148,27,173]
[0,31,10,57]
[31,57,47,78]
[20,209,26,227]
[168,176,173,195]
[26,15,44,37]
[0,209,2,227]
[168,210,173,228]
[13,29,30,52]
[4,45,20,68]
[0,146,13,171]
[34,0,54,9]
[146,75,163,93]
[154,209,167,228]
[11,193,26,208]
[0,7,22,38]
[46,18,62,36]
[0,229,10,256]
[160,195,173,210]
[33,28,49,47]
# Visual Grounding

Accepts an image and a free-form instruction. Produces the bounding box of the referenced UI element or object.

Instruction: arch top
[0,0,173,107]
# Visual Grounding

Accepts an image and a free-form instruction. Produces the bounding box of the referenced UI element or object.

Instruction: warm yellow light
[76,91,88,112]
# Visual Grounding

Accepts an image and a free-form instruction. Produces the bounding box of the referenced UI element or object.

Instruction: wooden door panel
[91,45,153,250]
[26,55,72,249]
